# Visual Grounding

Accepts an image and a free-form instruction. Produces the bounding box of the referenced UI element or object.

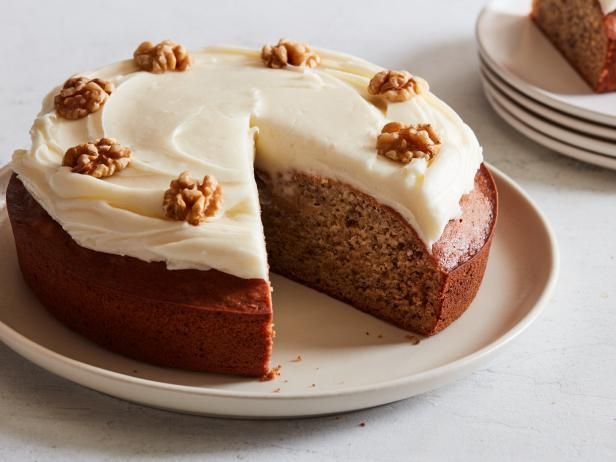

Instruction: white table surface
[2,0,615,460]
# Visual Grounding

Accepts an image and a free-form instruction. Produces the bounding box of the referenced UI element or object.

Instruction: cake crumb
[260,365,282,381]
[377,334,383,339]
[272,388,281,393]
[405,334,421,345]
[365,331,370,336]
[283,380,289,383]
[359,421,366,427]
[291,355,303,362]
[309,383,316,388]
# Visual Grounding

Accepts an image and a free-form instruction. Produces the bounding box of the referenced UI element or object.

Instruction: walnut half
[261,39,320,69]
[368,70,427,102]
[62,138,131,178]
[376,122,441,164]
[163,171,222,225]
[54,76,114,120]
[133,40,192,73]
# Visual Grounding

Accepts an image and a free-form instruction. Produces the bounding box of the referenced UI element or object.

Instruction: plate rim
[480,57,616,140]
[481,70,616,157]
[482,79,616,170]
[0,163,560,405]
[476,0,616,126]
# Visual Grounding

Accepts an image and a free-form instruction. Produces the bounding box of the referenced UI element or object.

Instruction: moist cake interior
[256,168,443,334]
[255,165,495,336]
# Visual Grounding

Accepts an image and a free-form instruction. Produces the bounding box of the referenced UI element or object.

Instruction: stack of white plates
[476,0,616,170]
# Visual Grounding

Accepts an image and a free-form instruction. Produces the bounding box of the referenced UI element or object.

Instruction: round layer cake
[7,40,497,377]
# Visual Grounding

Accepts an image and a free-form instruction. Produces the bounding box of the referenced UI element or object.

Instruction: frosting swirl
[12,46,483,280]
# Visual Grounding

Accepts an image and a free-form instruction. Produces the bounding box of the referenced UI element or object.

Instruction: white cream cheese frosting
[11,46,483,280]
[598,0,616,14]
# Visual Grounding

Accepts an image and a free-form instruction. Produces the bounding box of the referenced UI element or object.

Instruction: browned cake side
[6,174,273,377]
[531,0,616,93]
[7,162,496,375]
[256,164,497,336]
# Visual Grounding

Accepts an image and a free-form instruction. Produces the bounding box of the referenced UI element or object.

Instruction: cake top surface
[12,44,483,280]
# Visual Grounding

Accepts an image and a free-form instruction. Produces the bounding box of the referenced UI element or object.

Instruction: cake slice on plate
[531,0,616,93]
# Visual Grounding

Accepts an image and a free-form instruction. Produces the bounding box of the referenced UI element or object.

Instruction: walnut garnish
[163,171,222,225]
[261,39,320,69]
[62,138,131,178]
[376,122,441,164]
[368,70,427,102]
[54,77,113,120]
[405,334,421,345]
[133,40,192,73]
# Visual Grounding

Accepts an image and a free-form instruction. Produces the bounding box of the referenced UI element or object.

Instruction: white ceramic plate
[0,165,558,418]
[480,58,616,142]
[481,70,616,157]
[482,80,616,171]
[476,0,616,126]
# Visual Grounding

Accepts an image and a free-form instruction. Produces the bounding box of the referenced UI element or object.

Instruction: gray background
[1,0,615,460]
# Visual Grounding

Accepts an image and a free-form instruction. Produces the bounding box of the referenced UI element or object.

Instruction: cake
[531,0,616,93]
[6,40,497,377]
